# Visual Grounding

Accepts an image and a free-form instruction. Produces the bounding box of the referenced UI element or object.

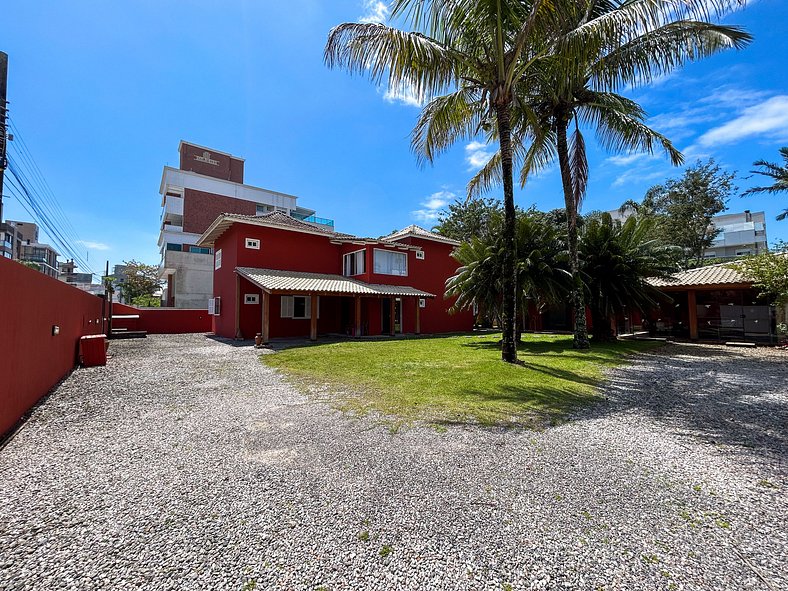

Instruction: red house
[196,213,474,341]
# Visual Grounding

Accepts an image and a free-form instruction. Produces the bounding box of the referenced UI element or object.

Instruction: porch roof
[236,267,436,298]
[646,262,750,289]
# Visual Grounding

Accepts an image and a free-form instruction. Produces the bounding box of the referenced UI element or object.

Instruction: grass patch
[262,333,659,426]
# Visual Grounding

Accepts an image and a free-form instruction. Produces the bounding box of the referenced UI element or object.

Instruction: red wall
[0,257,104,437]
[179,142,244,182]
[210,223,474,338]
[112,302,211,334]
[182,188,257,234]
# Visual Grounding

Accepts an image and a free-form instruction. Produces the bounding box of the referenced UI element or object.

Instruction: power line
[7,119,87,256]
[6,161,94,274]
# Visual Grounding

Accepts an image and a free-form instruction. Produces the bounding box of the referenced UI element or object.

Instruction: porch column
[389,298,396,336]
[354,296,362,337]
[310,294,318,341]
[415,297,421,335]
[235,274,242,340]
[687,289,698,340]
[262,292,270,344]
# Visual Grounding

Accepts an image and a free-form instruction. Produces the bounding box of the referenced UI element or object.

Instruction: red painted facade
[207,220,474,339]
[0,256,104,436]
[182,188,257,235]
[179,142,244,183]
[112,303,212,334]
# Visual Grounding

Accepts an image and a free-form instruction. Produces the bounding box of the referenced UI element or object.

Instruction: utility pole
[0,51,8,223]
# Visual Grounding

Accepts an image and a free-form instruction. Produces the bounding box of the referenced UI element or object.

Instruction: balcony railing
[300,215,334,227]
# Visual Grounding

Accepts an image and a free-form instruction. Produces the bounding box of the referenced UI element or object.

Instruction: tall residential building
[607,208,768,260]
[158,141,332,308]
[0,219,37,260]
[706,210,767,259]
[19,241,59,277]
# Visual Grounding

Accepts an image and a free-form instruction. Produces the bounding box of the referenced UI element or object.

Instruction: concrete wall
[0,256,104,437]
[163,249,213,309]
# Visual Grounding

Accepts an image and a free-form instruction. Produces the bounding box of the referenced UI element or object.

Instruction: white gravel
[0,334,785,590]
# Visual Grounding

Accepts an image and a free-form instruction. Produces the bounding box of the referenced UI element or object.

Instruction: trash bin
[80,334,107,367]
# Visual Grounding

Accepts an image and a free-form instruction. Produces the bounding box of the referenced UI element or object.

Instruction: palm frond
[411,87,484,165]
[569,126,588,209]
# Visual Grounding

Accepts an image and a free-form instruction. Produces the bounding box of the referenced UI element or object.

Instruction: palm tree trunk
[555,115,590,350]
[494,102,518,363]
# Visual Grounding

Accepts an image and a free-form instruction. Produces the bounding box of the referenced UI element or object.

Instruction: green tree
[580,213,678,342]
[468,1,750,350]
[638,160,735,267]
[326,0,563,363]
[433,198,502,243]
[730,243,788,326]
[118,260,163,304]
[131,294,162,308]
[742,147,788,221]
[446,210,569,336]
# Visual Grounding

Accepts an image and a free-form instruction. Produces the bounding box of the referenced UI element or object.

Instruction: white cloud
[359,1,389,24]
[383,81,424,107]
[606,153,657,167]
[77,240,110,251]
[698,95,788,147]
[465,141,494,170]
[411,190,455,222]
[612,169,666,189]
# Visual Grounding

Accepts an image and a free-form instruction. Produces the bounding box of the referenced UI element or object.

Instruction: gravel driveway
[1,334,785,591]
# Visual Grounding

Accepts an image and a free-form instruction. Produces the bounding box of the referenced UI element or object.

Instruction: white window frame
[214,249,222,270]
[245,238,260,250]
[419,298,426,308]
[280,295,316,319]
[208,297,221,316]
[373,248,408,277]
[343,249,366,276]
[244,293,259,304]
[415,250,425,260]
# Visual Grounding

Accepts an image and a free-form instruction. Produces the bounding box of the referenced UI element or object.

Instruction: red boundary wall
[112,302,211,334]
[0,257,104,437]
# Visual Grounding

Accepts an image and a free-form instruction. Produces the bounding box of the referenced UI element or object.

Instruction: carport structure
[235,267,435,343]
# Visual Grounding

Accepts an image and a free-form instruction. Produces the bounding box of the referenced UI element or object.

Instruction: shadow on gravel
[588,344,788,472]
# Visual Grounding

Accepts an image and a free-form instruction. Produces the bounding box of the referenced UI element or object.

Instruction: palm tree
[445,210,570,335]
[325,0,563,363]
[467,0,751,349]
[580,213,678,342]
[743,147,788,220]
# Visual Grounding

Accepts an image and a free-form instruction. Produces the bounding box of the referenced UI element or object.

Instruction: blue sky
[2,0,787,275]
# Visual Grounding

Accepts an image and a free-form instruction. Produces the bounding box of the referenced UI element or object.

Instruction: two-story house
[196,213,473,341]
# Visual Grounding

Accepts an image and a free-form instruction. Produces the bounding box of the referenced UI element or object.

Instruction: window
[373,249,407,276]
[244,294,259,304]
[419,298,426,308]
[245,238,260,250]
[703,252,717,259]
[166,243,182,251]
[189,245,211,254]
[256,204,273,216]
[208,297,221,315]
[343,249,365,276]
[415,250,425,260]
[735,249,752,256]
[280,295,316,319]
[215,249,222,270]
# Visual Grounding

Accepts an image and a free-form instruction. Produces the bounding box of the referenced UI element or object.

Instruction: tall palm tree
[467,0,751,349]
[580,213,677,341]
[325,0,563,363]
[743,147,788,220]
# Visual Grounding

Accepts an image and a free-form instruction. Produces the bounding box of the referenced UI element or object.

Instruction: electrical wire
[4,119,96,275]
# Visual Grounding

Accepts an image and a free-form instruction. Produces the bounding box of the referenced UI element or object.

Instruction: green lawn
[262,333,659,427]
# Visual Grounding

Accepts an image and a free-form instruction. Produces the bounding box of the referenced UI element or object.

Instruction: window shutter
[280,295,293,318]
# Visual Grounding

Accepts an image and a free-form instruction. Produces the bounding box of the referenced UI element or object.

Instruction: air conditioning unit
[208,297,221,316]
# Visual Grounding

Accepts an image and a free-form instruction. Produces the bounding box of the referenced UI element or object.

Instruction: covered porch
[234,267,435,343]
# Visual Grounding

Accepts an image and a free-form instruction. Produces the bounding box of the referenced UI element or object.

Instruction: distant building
[1,219,38,260]
[706,211,767,259]
[58,259,93,285]
[607,208,768,260]
[19,241,59,278]
[158,141,332,309]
